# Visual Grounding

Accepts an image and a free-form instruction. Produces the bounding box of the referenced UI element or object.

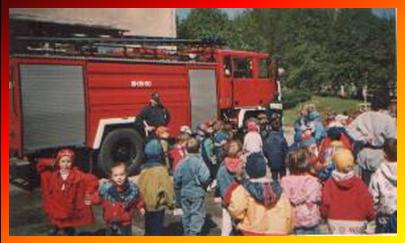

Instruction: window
[233,57,252,78]
[223,56,232,77]
[259,58,269,78]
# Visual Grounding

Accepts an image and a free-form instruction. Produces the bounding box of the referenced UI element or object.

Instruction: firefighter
[135,92,171,137]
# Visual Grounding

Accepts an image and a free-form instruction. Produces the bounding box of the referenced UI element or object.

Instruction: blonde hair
[333,148,354,173]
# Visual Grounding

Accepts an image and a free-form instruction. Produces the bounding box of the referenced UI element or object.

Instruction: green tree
[177,9,233,42]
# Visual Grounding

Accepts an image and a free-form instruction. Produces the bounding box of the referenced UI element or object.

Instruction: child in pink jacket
[281,148,322,235]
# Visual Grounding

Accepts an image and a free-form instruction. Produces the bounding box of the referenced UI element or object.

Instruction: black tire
[97,128,144,176]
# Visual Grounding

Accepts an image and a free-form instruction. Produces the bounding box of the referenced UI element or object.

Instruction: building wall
[9,8,176,37]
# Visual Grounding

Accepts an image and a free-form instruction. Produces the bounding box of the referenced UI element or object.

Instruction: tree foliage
[177,8,396,96]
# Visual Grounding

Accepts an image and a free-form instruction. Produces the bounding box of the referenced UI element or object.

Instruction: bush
[282,89,312,109]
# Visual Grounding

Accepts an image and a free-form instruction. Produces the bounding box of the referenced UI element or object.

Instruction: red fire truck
[9,21,280,176]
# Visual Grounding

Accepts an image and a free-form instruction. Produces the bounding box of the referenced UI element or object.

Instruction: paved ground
[9,183,221,236]
[9,126,331,236]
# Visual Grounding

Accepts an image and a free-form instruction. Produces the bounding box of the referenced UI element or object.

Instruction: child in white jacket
[243,120,263,155]
[369,138,397,233]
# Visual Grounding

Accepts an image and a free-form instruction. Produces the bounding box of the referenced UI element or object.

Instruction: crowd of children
[37,90,397,236]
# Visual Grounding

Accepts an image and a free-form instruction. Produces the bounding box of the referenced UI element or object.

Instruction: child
[37,148,98,236]
[369,138,397,233]
[257,113,270,139]
[213,120,229,164]
[301,133,319,176]
[307,110,326,144]
[225,153,293,235]
[216,140,244,236]
[174,138,211,235]
[321,148,375,234]
[318,127,351,181]
[263,118,289,181]
[243,119,263,155]
[156,126,171,169]
[281,149,322,235]
[99,161,145,236]
[138,139,175,235]
[179,125,193,138]
[168,133,189,172]
[200,123,218,186]
[293,105,309,146]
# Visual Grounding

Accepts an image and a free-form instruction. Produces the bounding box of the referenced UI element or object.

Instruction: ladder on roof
[12,34,225,62]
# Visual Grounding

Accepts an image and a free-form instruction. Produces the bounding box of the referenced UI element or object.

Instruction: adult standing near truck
[134,92,171,137]
[346,89,397,185]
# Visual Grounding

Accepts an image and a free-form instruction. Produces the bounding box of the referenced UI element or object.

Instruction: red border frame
[1,2,402,243]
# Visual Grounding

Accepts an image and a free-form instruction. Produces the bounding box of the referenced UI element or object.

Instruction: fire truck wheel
[97,128,144,176]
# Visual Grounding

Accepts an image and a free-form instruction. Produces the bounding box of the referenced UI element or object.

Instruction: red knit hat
[224,157,242,173]
[55,148,75,166]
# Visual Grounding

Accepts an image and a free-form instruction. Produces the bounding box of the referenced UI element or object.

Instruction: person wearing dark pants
[106,222,132,236]
[144,210,166,235]
[138,139,175,236]
[263,119,289,181]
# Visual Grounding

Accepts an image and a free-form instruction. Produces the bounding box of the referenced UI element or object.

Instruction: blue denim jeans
[294,225,321,235]
[181,196,206,236]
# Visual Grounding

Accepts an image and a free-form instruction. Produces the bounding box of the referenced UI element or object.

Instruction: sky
[176,8,396,20]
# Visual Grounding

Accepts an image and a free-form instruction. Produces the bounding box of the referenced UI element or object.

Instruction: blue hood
[242,179,282,207]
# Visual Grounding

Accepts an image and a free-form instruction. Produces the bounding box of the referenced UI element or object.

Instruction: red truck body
[9,49,277,174]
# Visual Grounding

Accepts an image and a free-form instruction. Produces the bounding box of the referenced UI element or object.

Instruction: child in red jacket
[168,132,189,172]
[98,161,145,235]
[37,148,99,235]
[321,148,375,234]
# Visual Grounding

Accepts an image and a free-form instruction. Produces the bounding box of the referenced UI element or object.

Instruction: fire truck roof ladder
[12,35,225,62]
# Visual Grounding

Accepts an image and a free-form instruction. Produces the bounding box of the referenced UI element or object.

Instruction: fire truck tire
[97,128,144,176]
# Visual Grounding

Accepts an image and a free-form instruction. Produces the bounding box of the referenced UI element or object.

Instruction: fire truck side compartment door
[188,69,217,130]
[19,64,85,152]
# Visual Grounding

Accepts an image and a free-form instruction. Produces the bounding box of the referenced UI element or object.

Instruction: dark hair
[327,127,342,141]
[384,138,397,162]
[224,139,242,158]
[270,118,281,131]
[371,89,390,111]
[176,133,190,144]
[287,148,311,175]
[186,137,200,154]
[109,161,128,174]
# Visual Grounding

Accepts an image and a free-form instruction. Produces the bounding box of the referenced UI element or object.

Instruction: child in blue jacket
[174,138,211,236]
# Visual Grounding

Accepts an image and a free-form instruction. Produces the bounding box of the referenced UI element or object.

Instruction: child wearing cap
[225,153,293,235]
[37,148,99,235]
[243,119,263,155]
[174,138,211,235]
[369,138,397,233]
[216,140,244,235]
[321,148,375,234]
[98,161,145,236]
[138,139,175,235]
[281,149,322,235]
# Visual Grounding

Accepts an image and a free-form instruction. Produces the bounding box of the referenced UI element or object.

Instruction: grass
[283,95,363,127]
